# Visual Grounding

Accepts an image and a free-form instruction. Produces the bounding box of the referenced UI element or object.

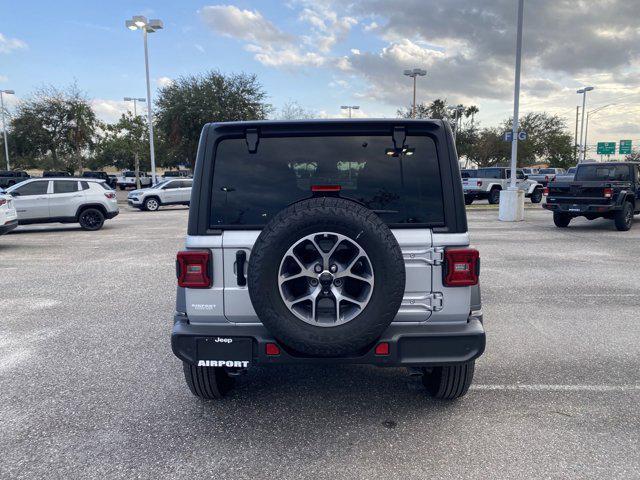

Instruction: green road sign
[597,142,616,155]
[619,140,632,154]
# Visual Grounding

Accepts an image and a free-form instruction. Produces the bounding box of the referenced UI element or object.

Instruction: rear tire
[182,362,234,400]
[78,208,105,231]
[553,212,571,228]
[119,185,125,191]
[422,362,475,400]
[464,196,474,205]
[614,201,633,231]
[530,187,543,204]
[488,188,501,205]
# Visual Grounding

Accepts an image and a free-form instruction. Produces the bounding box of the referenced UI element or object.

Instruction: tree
[92,113,153,171]
[466,128,510,167]
[625,152,640,162]
[155,71,271,168]
[277,100,315,120]
[9,85,97,173]
[397,98,450,120]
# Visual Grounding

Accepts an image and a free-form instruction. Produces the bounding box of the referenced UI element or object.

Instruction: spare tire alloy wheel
[279,232,374,327]
[248,197,406,357]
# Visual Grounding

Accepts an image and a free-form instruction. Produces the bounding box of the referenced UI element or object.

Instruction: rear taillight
[104,192,116,199]
[0,199,6,206]
[176,250,212,288]
[311,185,341,192]
[603,187,613,199]
[443,248,480,287]
[477,181,483,186]
[545,175,549,181]
[543,187,549,196]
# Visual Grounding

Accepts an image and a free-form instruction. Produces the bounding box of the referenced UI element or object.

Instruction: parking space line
[473,384,640,392]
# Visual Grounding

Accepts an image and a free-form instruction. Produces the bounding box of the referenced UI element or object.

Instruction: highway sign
[619,140,632,155]
[597,142,616,155]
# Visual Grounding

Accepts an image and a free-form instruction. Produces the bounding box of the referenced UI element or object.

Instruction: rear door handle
[236,251,247,286]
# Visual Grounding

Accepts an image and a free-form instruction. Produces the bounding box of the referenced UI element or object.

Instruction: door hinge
[426,247,445,266]
[426,292,444,311]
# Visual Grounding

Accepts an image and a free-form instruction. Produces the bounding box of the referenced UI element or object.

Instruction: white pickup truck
[116,171,153,190]
[462,167,544,205]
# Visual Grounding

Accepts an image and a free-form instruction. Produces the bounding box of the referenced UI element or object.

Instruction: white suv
[0,190,18,235]
[6,178,119,231]
[127,179,192,211]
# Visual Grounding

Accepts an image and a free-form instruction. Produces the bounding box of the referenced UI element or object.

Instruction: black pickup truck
[543,162,640,231]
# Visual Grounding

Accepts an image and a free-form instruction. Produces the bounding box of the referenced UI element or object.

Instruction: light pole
[584,103,614,162]
[124,97,147,188]
[498,0,525,222]
[340,105,359,118]
[577,86,594,163]
[0,89,15,170]
[403,69,427,118]
[126,15,163,184]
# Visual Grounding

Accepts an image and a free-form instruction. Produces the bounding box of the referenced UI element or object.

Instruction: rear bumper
[171,316,486,367]
[543,202,618,214]
[105,210,119,219]
[463,190,489,199]
[0,218,18,234]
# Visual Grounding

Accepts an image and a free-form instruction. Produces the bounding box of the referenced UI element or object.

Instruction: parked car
[171,119,485,401]
[528,167,565,186]
[543,162,640,231]
[42,171,72,178]
[0,170,30,188]
[521,168,539,175]
[116,171,153,190]
[553,166,577,182]
[5,178,119,231]
[462,167,544,204]
[460,169,476,179]
[127,179,192,211]
[82,171,117,188]
[0,189,18,235]
[161,170,192,180]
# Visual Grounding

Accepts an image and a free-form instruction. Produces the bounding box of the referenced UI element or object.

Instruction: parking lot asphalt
[1,206,639,479]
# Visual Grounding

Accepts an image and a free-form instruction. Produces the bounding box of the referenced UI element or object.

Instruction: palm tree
[465,105,479,127]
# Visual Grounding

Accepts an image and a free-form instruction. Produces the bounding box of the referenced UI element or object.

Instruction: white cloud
[200,5,293,45]
[350,48,360,55]
[91,99,130,123]
[157,76,174,88]
[0,33,27,54]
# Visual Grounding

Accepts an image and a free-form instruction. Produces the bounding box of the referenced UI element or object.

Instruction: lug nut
[330,264,338,273]
[334,278,343,287]
[309,278,319,286]
[314,264,323,273]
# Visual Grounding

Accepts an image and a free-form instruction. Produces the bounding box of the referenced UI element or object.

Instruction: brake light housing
[104,192,116,199]
[603,187,613,199]
[176,250,212,288]
[443,248,480,287]
[543,187,549,196]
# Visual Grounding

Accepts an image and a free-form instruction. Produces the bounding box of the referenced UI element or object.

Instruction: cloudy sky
[2,0,639,156]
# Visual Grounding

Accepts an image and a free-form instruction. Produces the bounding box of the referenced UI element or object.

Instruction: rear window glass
[53,180,78,193]
[575,165,631,181]
[209,135,444,227]
[476,168,503,179]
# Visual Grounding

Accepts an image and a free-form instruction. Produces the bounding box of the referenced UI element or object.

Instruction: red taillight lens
[603,187,613,199]
[311,185,341,192]
[477,181,483,186]
[444,248,479,287]
[176,250,212,288]
[266,343,281,356]
[375,342,390,356]
[543,187,549,196]
[0,199,6,206]
[104,192,116,199]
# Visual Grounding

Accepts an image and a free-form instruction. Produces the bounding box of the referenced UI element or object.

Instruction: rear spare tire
[248,197,405,357]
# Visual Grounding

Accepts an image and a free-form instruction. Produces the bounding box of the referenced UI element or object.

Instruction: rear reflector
[375,342,390,356]
[443,248,480,287]
[311,185,341,192]
[603,187,613,199]
[266,343,281,356]
[176,250,211,288]
[543,187,549,196]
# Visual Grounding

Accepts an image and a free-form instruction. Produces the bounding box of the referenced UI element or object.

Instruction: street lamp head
[414,69,427,76]
[577,86,594,94]
[1,90,15,95]
[124,97,132,101]
[137,98,146,102]
[403,69,414,77]
[352,106,360,110]
[148,19,163,31]
[133,15,148,27]
[125,20,137,30]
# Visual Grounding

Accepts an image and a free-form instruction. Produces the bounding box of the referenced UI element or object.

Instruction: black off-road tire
[488,188,501,205]
[248,197,406,357]
[422,361,475,400]
[614,201,633,231]
[182,362,234,400]
[118,185,125,191]
[78,208,105,231]
[553,212,571,228]
[530,187,543,204]
[464,196,474,205]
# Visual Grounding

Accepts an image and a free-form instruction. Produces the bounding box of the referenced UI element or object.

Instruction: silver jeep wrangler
[172,120,485,400]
